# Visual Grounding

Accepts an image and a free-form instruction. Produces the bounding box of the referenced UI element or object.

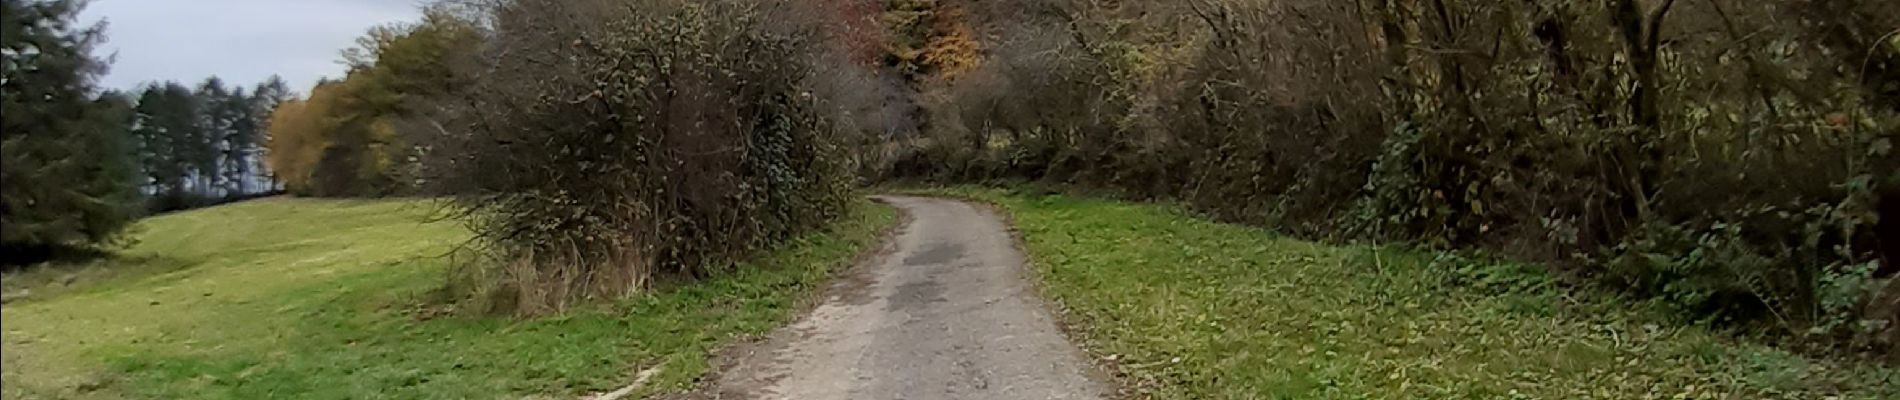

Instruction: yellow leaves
[365,118,400,176]
[920,4,982,81]
[264,11,479,196]
[265,95,333,194]
[264,78,402,196]
[880,0,984,81]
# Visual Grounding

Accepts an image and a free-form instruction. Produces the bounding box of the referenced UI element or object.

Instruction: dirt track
[696,196,1111,399]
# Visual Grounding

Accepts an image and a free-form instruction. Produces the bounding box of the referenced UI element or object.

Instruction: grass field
[913,186,1897,400]
[1,197,895,399]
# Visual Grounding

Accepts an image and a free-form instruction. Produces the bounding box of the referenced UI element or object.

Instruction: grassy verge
[1,197,896,399]
[909,186,1896,400]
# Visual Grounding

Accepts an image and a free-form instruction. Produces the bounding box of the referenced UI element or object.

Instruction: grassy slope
[915,187,1896,400]
[1,197,895,399]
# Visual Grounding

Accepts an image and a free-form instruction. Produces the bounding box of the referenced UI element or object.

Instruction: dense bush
[880,0,1900,357]
[417,0,854,314]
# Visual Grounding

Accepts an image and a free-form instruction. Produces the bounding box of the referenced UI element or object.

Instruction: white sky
[78,0,425,94]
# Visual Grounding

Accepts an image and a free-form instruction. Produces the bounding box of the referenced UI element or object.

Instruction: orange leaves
[919,3,982,81]
[881,0,985,82]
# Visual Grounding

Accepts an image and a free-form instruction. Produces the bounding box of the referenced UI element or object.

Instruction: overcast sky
[79,0,424,94]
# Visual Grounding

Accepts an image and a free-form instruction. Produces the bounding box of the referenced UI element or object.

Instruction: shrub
[420,0,853,314]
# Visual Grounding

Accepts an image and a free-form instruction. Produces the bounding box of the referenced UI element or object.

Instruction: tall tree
[254,76,294,190]
[221,87,256,195]
[196,77,258,196]
[248,76,292,192]
[191,78,230,198]
[132,82,201,209]
[254,77,294,193]
[1,0,143,260]
[265,84,342,196]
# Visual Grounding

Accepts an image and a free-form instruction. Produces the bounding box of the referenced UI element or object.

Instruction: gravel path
[696,196,1112,399]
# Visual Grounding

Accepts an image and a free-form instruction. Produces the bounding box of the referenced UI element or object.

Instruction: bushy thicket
[883,0,1900,357]
[416,0,856,314]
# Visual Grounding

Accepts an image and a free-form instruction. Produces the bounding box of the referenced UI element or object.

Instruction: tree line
[3,0,287,262]
[871,0,1899,358]
[130,77,290,211]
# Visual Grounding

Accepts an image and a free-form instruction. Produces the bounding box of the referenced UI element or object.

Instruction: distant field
[913,186,1898,400]
[1,197,896,399]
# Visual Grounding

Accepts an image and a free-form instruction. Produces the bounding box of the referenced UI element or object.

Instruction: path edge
[886,190,1139,400]
[659,196,913,399]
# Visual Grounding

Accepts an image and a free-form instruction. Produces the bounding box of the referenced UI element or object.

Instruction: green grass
[911,186,1897,400]
[1,197,896,399]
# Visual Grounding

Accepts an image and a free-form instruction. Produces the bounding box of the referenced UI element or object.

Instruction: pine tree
[250,76,291,192]
[1,0,143,260]
[221,87,255,195]
[132,82,201,210]
[195,77,257,197]
[190,78,228,200]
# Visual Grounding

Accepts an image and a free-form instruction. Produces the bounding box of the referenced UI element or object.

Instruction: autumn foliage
[264,9,477,197]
